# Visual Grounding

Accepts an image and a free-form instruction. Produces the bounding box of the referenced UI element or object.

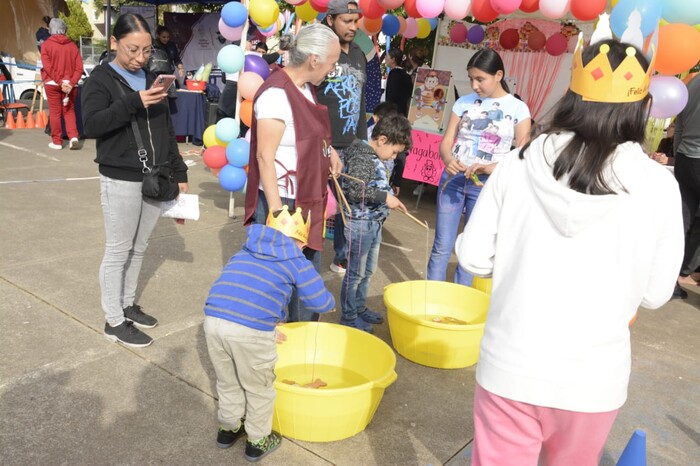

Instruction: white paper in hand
[161,193,200,221]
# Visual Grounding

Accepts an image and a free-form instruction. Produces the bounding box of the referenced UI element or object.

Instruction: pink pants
[45,84,78,145]
[472,384,619,466]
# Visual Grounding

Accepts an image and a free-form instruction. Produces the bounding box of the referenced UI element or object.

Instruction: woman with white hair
[41,18,83,150]
[244,23,342,322]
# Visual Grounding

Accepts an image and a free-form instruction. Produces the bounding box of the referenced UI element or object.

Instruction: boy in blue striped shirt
[203,206,335,462]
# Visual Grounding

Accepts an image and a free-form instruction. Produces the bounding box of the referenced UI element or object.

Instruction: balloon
[238,72,265,101]
[490,0,521,15]
[310,0,329,12]
[397,16,407,35]
[360,17,383,35]
[449,23,468,44]
[211,167,221,177]
[540,0,570,19]
[217,45,245,74]
[244,130,252,143]
[203,125,227,148]
[219,165,247,192]
[610,0,661,38]
[259,22,279,37]
[545,33,567,56]
[519,0,538,13]
[663,0,700,26]
[655,24,700,76]
[225,138,251,167]
[427,18,439,30]
[404,0,421,18]
[296,2,319,22]
[240,99,254,127]
[216,117,240,143]
[359,0,386,19]
[499,28,520,49]
[244,54,271,80]
[416,19,431,39]
[649,76,689,118]
[221,2,248,28]
[570,0,605,21]
[404,18,419,38]
[203,145,228,169]
[472,0,499,23]
[382,15,401,37]
[287,0,305,5]
[467,25,485,44]
[219,18,244,42]
[249,0,279,29]
[444,0,471,20]
[528,30,546,51]
[417,0,445,19]
[378,0,404,8]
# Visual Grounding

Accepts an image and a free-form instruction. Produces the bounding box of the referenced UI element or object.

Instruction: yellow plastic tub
[384,280,490,369]
[273,322,397,442]
[471,276,492,295]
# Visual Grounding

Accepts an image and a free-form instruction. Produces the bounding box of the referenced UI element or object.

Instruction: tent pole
[105,0,112,39]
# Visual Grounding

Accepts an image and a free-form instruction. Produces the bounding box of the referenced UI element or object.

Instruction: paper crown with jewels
[569,11,656,103]
[266,205,310,244]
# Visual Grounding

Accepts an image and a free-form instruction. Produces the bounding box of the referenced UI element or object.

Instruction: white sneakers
[69,138,80,150]
[48,142,62,150]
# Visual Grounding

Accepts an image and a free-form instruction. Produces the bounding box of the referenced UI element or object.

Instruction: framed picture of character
[408,68,453,134]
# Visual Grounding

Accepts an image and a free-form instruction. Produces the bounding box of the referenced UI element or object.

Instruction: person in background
[652,121,675,166]
[41,18,83,150]
[384,48,412,116]
[456,37,682,465]
[154,26,183,82]
[81,13,189,348]
[407,46,429,196]
[318,0,368,275]
[36,16,51,52]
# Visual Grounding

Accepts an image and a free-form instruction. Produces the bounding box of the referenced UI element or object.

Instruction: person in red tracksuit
[41,18,83,150]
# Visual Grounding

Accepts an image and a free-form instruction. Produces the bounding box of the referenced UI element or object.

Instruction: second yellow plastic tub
[384,280,490,369]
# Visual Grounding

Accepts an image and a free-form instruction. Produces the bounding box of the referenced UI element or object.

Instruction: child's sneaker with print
[216,422,245,449]
[244,431,282,462]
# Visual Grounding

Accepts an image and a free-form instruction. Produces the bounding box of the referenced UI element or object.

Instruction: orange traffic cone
[16,112,26,129]
[26,111,35,128]
[34,111,44,128]
[5,112,16,129]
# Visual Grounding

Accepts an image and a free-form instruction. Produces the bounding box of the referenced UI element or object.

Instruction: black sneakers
[104,321,153,347]
[216,423,245,449]
[123,304,158,328]
[244,431,282,462]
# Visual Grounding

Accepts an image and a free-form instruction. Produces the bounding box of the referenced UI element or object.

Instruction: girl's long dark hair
[113,13,151,41]
[468,48,509,93]
[519,39,651,195]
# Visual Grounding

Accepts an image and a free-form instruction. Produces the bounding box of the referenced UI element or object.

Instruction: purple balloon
[468,25,485,44]
[244,55,270,80]
[649,76,689,119]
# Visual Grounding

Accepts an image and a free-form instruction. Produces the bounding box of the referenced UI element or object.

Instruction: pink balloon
[244,130,251,143]
[416,0,445,18]
[449,23,468,43]
[218,18,243,42]
[649,76,689,118]
[238,72,265,101]
[404,17,419,38]
[545,33,568,56]
[378,0,404,8]
[259,22,279,37]
[286,0,305,5]
[490,0,522,14]
[444,0,472,20]
[540,0,570,19]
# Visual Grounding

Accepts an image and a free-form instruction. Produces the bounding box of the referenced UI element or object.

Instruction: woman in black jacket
[82,13,188,348]
[384,48,413,116]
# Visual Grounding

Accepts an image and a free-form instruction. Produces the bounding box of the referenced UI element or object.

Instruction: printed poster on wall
[408,68,453,134]
[164,12,227,73]
[402,130,445,187]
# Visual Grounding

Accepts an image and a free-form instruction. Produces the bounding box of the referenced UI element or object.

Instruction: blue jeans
[252,191,321,322]
[340,218,382,320]
[426,171,486,286]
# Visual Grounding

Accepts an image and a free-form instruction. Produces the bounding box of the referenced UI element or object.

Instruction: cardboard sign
[408,68,454,134]
[403,130,445,186]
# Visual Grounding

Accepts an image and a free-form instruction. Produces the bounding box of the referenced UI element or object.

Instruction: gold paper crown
[266,205,310,245]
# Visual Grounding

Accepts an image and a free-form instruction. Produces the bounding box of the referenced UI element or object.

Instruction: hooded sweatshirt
[456,132,683,412]
[40,34,83,87]
[204,224,335,331]
[343,139,391,221]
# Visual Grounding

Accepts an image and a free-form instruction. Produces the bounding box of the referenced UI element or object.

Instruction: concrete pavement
[1,127,698,465]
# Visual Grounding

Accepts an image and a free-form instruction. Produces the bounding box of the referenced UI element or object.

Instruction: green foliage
[60,0,94,42]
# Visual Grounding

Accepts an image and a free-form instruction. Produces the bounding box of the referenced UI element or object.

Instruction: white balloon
[540,0,570,19]
[444,0,471,20]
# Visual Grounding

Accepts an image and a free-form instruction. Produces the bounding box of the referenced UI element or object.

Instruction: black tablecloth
[170,90,206,146]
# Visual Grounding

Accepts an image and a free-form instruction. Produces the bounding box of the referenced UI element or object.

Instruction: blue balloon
[662,0,700,25]
[217,44,245,74]
[610,0,662,38]
[427,18,439,31]
[226,138,251,168]
[317,13,327,22]
[468,25,485,44]
[219,165,247,192]
[215,118,240,143]
[221,2,248,28]
[382,15,400,37]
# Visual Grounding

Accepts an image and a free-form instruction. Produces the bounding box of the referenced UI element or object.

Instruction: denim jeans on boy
[426,171,487,287]
[252,191,321,322]
[340,218,382,320]
[99,175,162,326]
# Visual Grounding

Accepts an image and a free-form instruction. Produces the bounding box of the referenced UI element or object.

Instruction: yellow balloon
[416,19,431,39]
[696,23,700,33]
[659,18,670,26]
[250,0,280,29]
[611,0,618,7]
[203,125,227,148]
[296,1,318,23]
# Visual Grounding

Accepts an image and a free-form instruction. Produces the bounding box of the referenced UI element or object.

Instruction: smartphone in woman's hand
[152,74,176,90]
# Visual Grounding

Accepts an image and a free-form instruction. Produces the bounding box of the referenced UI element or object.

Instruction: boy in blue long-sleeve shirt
[203,206,335,462]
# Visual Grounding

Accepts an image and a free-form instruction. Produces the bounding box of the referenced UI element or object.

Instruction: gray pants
[99,175,161,325]
[203,316,277,441]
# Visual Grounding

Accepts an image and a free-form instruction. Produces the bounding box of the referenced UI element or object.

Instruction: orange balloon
[360,17,382,35]
[211,167,221,177]
[240,99,254,127]
[397,16,407,36]
[656,24,700,76]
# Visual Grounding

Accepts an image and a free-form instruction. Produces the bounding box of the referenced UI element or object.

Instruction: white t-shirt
[451,93,530,166]
[254,84,315,199]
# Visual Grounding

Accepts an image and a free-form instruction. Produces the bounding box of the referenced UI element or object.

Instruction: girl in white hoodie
[456,39,683,465]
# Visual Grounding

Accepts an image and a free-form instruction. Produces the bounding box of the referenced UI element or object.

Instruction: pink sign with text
[402,130,445,186]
